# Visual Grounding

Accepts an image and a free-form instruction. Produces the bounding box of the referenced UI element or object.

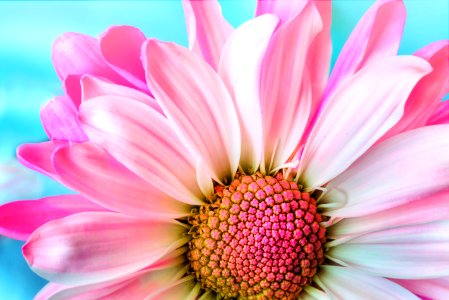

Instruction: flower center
[187,171,326,299]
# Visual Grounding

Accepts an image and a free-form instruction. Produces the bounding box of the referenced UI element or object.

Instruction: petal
[0,194,105,241]
[324,0,406,98]
[380,40,449,141]
[218,14,279,173]
[52,32,126,85]
[301,286,331,300]
[17,141,61,179]
[37,257,187,300]
[182,0,233,70]
[80,75,162,114]
[255,0,307,24]
[143,39,240,183]
[53,142,192,218]
[328,220,449,279]
[40,96,88,142]
[330,191,449,240]
[299,56,431,187]
[149,276,199,300]
[63,75,82,108]
[317,266,418,299]
[99,26,150,93]
[23,212,188,285]
[259,1,322,172]
[393,278,449,299]
[427,100,449,125]
[323,125,449,218]
[79,95,203,205]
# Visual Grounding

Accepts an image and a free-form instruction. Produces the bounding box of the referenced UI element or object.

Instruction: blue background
[0,1,448,299]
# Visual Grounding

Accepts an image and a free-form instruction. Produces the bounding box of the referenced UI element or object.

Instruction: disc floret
[188,171,326,299]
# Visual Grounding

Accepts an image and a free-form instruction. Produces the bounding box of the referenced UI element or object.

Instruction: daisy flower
[1,0,449,299]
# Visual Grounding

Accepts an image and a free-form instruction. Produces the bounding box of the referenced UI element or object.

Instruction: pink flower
[1,0,449,298]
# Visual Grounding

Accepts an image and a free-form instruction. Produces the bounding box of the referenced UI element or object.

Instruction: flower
[1,0,449,298]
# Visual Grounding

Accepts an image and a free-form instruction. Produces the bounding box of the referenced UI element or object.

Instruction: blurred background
[0,0,447,299]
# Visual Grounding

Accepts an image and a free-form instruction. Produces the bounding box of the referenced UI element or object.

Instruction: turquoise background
[0,1,447,299]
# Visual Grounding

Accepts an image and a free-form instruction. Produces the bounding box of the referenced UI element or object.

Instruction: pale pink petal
[17,142,61,179]
[52,32,126,85]
[317,266,418,299]
[196,158,214,200]
[259,1,322,172]
[299,56,431,188]
[143,39,240,183]
[218,14,279,173]
[329,221,449,279]
[99,26,150,93]
[302,286,330,300]
[37,264,186,300]
[63,75,82,108]
[182,0,233,70]
[40,96,88,142]
[149,276,199,300]
[79,95,203,205]
[427,100,449,125]
[80,75,162,114]
[380,41,449,141]
[323,125,449,218]
[255,0,307,24]
[0,194,105,241]
[23,212,187,285]
[330,191,449,240]
[393,278,449,299]
[53,142,192,218]
[324,0,406,98]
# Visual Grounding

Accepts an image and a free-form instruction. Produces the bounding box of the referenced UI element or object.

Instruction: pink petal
[63,75,82,108]
[23,212,187,285]
[427,100,449,125]
[307,0,332,117]
[218,14,279,173]
[143,39,240,183]
[52,32,126,85]
[99,26,150,93]
[324,0,406,99]
[182,0,233,70]
[323,125,449,218]
[329,221,449,279]
[36,253,186,300]
[299,56,431,187]
[380,40,449,141]
[17,142,61,179]
[0,194,105,241]
[79,95,203,205]
[330,191,449,240]
[259,1,322,172]
[301,286,329,300]
[53,142,192,218]
[80,75,162,114]
[255,0,307,24]
[317,266,418,299]
[393,278,449,299]
[40,96,88,142]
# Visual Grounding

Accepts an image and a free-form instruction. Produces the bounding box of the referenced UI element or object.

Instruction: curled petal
[99,26,150,93]
[40,96,88,142]
[182,0,233,70]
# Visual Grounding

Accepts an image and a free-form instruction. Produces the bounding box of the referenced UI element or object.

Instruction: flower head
[1,0,449,299]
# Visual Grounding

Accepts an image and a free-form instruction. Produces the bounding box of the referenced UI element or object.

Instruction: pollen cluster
[187,172,326,299]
